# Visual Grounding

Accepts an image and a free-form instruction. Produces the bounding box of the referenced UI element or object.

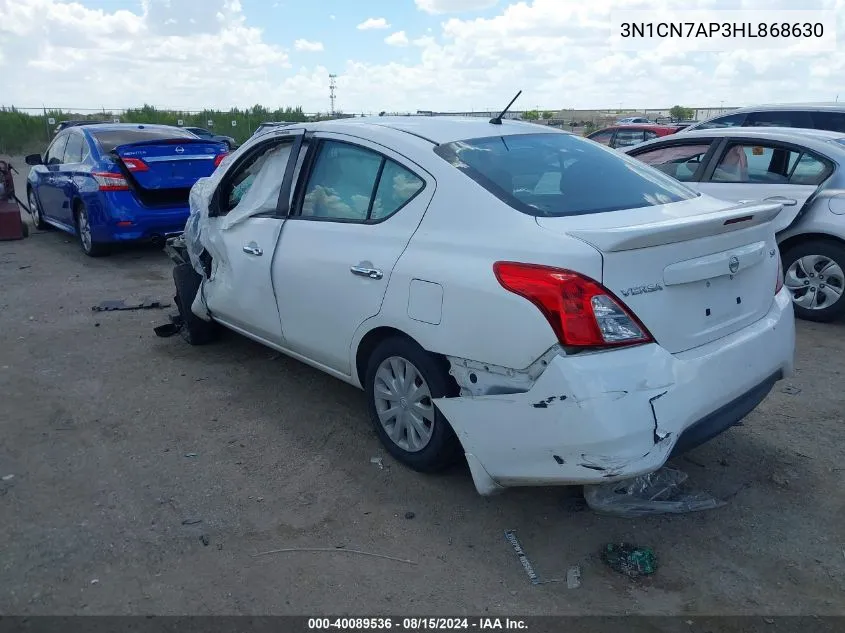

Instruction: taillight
[121,157,148,172]
[775,255,784,294]
[493,262,653,348]
[92,171,129,191]
[214,153,228,168]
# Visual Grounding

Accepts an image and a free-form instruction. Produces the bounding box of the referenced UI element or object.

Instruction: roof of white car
[627,126,845,160]
[675,126,845,142]
[308,116,566,144]
[720,102,845,112]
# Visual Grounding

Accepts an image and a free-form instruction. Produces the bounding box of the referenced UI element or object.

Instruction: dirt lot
[1,158,844,617]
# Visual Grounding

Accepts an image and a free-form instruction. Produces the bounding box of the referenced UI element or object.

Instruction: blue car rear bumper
[87,191,190,243]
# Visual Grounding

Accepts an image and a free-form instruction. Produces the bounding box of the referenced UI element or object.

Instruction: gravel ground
[1,157,844,617]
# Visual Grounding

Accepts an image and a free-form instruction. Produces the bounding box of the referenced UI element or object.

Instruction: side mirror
[25,154,43,166]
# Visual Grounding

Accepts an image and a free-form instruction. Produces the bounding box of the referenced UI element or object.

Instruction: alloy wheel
[784,254,844,311]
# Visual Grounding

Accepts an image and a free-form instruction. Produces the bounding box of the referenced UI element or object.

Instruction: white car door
[200,129,305,344]
[693,140,828,233]
[271,134,435,375]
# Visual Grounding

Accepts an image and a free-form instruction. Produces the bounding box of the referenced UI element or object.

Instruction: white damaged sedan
[163,116,795,496]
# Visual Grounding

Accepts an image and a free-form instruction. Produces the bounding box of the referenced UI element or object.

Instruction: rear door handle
[350,266,383,280]
[242,243,263,256]
[764,196,798,207]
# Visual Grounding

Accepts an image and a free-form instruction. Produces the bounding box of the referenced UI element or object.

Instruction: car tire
[173,263,219,345]
[782,240,845,322]
[74,202,109,257]
[365,336,462,473]
[28,187,49,230]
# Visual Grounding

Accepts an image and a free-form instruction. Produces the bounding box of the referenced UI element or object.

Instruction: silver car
[683,103,845,134]
[624,127,845,322]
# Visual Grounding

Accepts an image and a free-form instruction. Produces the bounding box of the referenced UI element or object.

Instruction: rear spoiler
[566,201,783,252]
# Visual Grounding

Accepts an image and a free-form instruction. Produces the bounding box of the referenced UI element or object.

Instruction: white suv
[164,117,795,496]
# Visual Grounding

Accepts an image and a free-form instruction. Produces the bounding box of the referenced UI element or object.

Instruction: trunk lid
[112,139,227,202]
[537,196,784,354]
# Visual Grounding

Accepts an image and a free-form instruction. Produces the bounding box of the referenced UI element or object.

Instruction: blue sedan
[25,123,228,256]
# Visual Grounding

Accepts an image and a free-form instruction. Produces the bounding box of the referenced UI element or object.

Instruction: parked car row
[601,103,845,323]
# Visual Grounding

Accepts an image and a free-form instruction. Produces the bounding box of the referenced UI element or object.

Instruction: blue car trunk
[111,139,226,207]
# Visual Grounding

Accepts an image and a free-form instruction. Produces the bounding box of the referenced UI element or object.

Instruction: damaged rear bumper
[434,290,795,496]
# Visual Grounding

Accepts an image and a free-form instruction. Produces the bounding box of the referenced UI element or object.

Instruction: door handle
[764,196,797,207]
[350,266,384,280]
[242,243,263,256]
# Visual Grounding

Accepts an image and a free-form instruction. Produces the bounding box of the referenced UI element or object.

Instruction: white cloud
[356,17,390,30]
[294,39,324,52]
[385,31,409,47]
[330,14,336,20]
[1,0,844,115]
[415,0,499,13]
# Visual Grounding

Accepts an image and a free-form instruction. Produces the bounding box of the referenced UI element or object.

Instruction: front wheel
[173,263,218,345]
[782,240,845,322]
[365,336,462,473]
[75,203,109,257]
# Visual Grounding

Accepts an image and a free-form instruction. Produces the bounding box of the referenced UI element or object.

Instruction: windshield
[433,133,699,217]
[91,127,197,153]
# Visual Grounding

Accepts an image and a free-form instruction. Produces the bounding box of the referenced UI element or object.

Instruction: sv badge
[621,283,664,297]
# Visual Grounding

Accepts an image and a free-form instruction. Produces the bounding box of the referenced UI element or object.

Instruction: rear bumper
[434,290,795,495]
[89,191,189,243]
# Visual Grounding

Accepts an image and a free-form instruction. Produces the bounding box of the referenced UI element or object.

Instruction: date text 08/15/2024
[307,618,528,630]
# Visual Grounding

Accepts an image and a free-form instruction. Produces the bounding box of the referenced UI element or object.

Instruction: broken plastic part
[447,346,563,397]
[583,467,726,517]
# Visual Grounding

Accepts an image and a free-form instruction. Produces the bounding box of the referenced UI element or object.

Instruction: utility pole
[329,74,337,116]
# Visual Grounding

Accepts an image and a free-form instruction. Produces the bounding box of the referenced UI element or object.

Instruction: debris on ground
[601,543,657,578]
[252,546,416,565]
[404,511,415,520]
[503,530,561,586]
[154,314,183,338]
[781,385,802,395]
[1,474,14,481]
[770,472,792,489]
[370,456,384,470]
[200,535,210,546]
[92,298,171,312]
[184,453,198,458]
[181,518,202,525]
[583,467,726,517]
[90,579,99,585]
[566,565,581,589]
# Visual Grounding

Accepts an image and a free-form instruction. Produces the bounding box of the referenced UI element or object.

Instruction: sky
[0,0,844,114]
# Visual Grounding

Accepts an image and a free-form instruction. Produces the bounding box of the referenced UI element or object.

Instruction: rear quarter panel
[352,160,604,372]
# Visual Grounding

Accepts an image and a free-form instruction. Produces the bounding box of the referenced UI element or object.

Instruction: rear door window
[745,110,814,129]
[696,113,747,130]
[709,142,831,185]
[811,111,845,133]
[434,133,698,217]
[632,143,713,182]
[91,127,196,153]
[613,129,646,148]
[588,129,614,145]
[62,133,86,164]
[299,140,425,222]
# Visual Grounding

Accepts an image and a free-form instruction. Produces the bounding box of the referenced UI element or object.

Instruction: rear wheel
[75,202,109,257]
[173,263,218,345]
[365,336,462,472]
[28,188,49,230]
[782,240,845,322]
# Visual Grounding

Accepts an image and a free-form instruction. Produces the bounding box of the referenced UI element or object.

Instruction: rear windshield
[433,133,698,217]
[91,128,197,153]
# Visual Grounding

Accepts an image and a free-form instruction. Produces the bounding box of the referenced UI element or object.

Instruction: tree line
[0,104,311,154]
